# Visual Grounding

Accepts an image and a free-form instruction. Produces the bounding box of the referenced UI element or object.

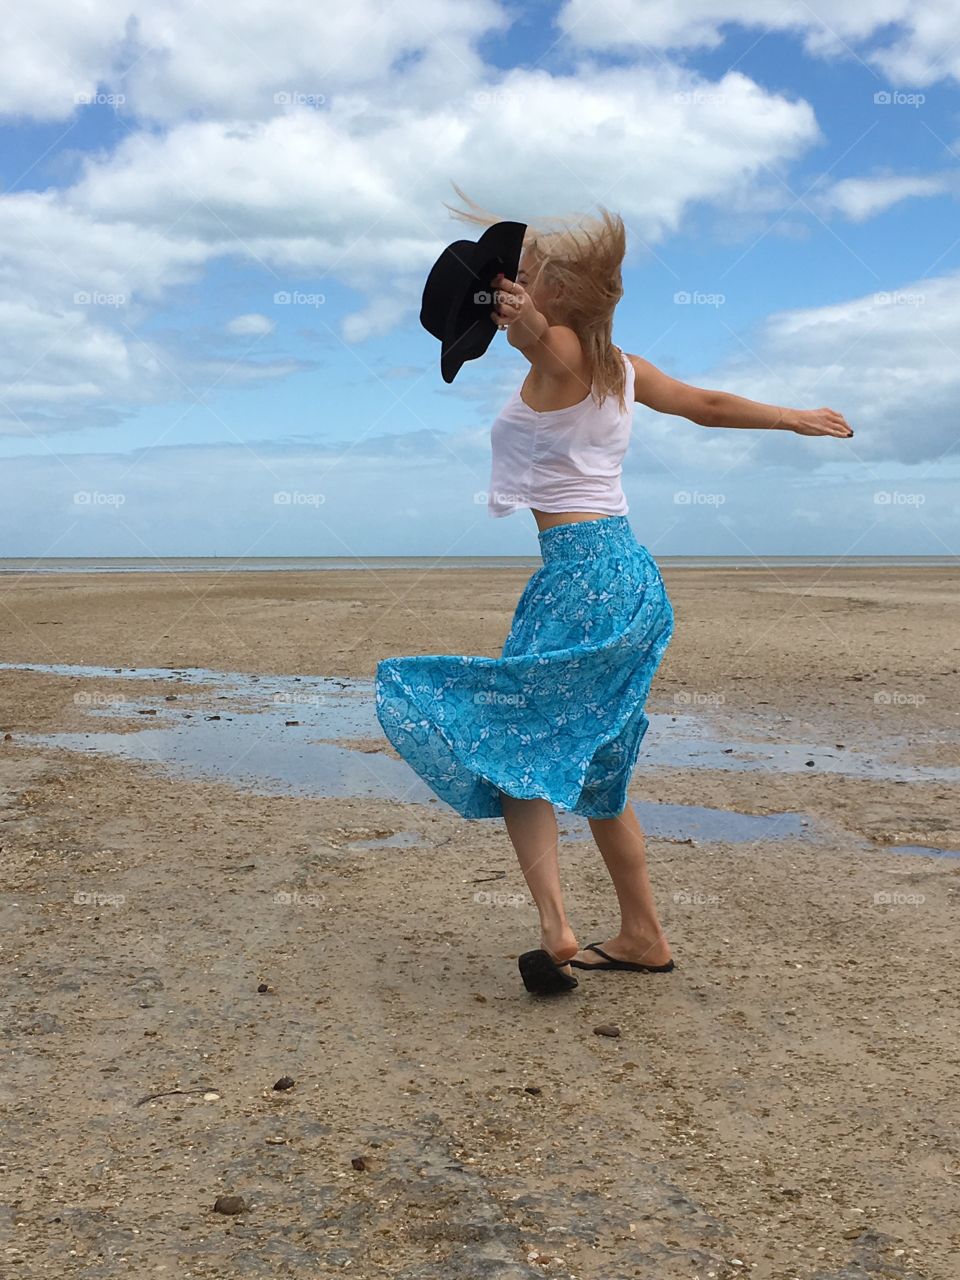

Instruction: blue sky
[1,1,958,559]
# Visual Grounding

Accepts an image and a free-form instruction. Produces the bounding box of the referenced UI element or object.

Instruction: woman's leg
[499,791,579,967]
[574,801,672,967]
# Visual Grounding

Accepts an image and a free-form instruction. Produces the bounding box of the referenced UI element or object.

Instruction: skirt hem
[376,655,661,821]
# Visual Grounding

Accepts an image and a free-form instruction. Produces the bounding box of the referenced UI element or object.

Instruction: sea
[0,556,956,574]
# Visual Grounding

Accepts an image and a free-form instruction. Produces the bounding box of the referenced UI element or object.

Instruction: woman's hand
[490,273,538,331]
[788,407,854,438]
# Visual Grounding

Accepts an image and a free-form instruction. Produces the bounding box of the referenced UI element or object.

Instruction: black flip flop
[518,948,579,995]
[568,942,675,973]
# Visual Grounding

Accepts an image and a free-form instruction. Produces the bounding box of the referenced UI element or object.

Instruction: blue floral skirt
[374,514,674,819]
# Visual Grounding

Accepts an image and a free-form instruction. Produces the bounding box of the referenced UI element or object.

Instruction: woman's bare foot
[571,932,672,968]
[542,923,579,973]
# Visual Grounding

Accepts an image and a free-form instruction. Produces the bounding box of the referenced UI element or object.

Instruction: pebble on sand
[272,1075,296,1091]
[594,1024,621,1038]
[213,1195,247,1215]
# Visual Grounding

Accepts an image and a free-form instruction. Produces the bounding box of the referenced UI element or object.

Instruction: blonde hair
[442,181,628,414]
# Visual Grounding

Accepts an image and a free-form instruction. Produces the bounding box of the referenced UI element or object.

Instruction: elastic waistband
[537,514,639,563]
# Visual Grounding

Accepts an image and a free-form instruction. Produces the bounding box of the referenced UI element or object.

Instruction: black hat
[420,220,527,383]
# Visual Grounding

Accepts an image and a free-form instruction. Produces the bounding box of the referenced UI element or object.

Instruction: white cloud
[342,292,420,344]
[227,313,275,336]
[7,0,960,129]
[635,269,960,468]
[0,1,132,122]
[0,0,505,124]
[813,171,955,221]
[0,61,821,434]
[0,433,957,557]
[557,1,960,87]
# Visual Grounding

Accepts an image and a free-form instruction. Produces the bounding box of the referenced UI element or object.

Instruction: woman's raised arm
[627,353,854,439]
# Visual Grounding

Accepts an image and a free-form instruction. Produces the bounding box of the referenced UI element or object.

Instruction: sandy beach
[1,562,958,1279]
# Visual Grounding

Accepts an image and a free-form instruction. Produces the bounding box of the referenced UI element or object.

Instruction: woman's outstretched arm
[627,353,854,439]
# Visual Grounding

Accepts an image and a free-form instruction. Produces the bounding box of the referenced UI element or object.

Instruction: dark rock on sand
[213,1195,247,1215]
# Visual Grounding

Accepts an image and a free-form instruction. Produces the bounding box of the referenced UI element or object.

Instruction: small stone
[805,760,815,767]
[203,1092,221,1101]
[257,983,271,993]
[285,720,300,727]
[351,1156,367,1171]
[213,1195,246,1215]
[206,715,221,721]
[524,1085,542,1095]
[3,733,12,741]
[164,694,178,701]
[272,1075,295,1091]
[137,709,158,716]
[594,1024,621,1038]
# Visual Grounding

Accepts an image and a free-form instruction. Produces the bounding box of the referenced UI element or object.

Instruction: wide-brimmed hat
[420,220,527,383]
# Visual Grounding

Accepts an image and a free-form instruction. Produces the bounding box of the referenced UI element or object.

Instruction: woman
[375,192,853,996]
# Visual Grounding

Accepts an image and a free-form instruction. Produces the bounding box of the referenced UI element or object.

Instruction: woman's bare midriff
[531,509,612,532]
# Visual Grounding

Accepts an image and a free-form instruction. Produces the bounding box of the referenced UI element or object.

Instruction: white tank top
[488,348,635,518]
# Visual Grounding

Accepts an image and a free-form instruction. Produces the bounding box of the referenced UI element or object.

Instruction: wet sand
[1,563,958,1279]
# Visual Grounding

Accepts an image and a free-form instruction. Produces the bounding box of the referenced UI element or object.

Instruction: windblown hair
[442,181,628,414]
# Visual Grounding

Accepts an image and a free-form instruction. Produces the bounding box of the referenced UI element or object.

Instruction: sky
[1,0,959,560]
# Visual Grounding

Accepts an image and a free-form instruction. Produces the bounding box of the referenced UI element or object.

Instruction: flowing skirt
[374,514,674,819]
